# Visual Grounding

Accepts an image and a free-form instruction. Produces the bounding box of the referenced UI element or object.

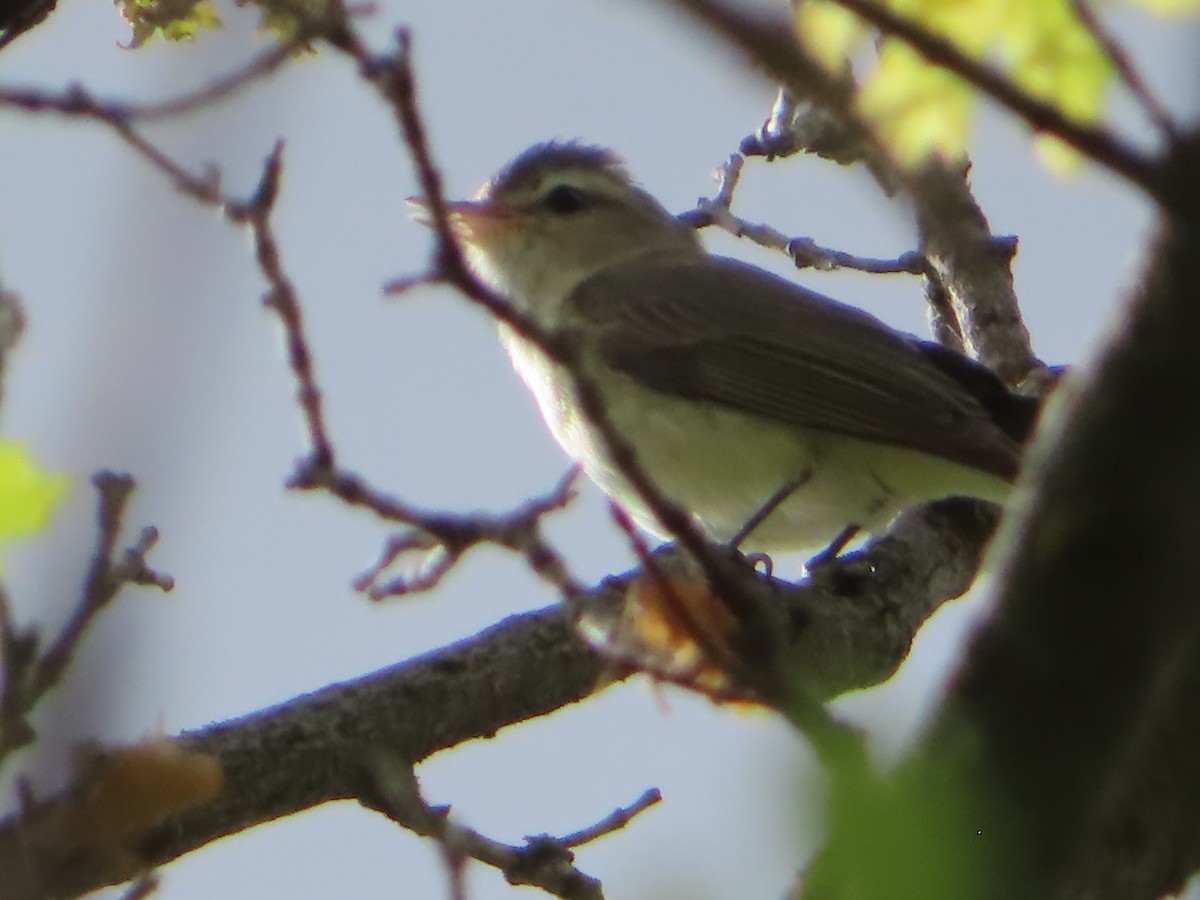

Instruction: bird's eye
[542,185,587,215]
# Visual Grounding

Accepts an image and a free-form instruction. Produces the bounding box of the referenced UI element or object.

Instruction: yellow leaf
[840,0,1121,170]
[1004,6,1110,123]
[0,441,67,550]
[1033,134,1085,174]
[162,0,220,38]
[858,40,973,165]
[900,0,1003,58]
[795,0,866,71]
[254,0,335,43]
[115,0,222,48]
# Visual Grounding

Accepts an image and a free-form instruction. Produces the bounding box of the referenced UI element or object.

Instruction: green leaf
[859,39,974,165]
[254,0,334,43]
[802,725,1010,899]
[115,0,222,48]
[838,0,1124,169]
[0,441,67,563]
[997,0,1109,124]
[795,0,869,71]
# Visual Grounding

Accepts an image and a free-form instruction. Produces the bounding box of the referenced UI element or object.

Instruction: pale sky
[1,2,1196,898]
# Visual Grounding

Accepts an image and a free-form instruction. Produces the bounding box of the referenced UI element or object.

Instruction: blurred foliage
[115,0,221,48]
[105,0,1197,171]
[0,440,66,570]
[255,0,333,43]
[796,0,1199,166]
[113,0,332,47]
[803,762,995,899]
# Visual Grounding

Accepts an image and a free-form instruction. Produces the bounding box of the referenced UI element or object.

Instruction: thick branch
[0,498,995,899]
[921,133,1200,899]
[663,0,1039,387]
[907,163,1036,385]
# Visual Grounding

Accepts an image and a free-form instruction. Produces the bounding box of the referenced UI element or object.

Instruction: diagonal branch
[356,30,784,638]
[0,37,304,123]
[1068,0,1182,145]
[820,0,1164,199]
[915,137,1200,899]
[359,755,658,899]
[664,0,1041,385]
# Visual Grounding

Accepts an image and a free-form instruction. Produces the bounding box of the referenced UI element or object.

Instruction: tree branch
[844,132,1200,900]
[821,0,1165,199]
[0,496,996,899]
[905,162,1036,385]
[0,473,172,763]
[360,755,657,899]
[663,0,1040,387]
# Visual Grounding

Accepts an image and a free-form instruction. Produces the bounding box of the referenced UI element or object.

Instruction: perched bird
[438,142,1035,554]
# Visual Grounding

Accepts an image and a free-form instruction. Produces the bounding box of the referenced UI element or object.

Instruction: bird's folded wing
[565,255,1021,480]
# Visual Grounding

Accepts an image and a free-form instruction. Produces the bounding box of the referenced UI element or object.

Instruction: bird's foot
[805,524,861,571]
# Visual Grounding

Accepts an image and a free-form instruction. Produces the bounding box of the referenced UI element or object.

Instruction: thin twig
[680,153,923,275]
[0,586,38,755]
[226,142,336,470]
[359,32,548,348]
[0,497,1001,897]
[133,43,299,120]
[113,121,223,203]
[1069,0,1181,145]
[85,134,590,608]
[382,270,438,296]
[30,473,173,698]
[797,241,926,275]
[683,199,925,275]
[353,467,587,604]
[0,38,301,123]
[745,88,801,158]
[667,0,897,196]
[710,152,744,207]
[670,0,1042,380]
[361,30,769,626]
[361,752,612,900]
[556,788,663,848]
[676,0,1166,198]
[0,473,172,762]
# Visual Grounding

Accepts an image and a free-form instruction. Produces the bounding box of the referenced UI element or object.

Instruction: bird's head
[437,142,701,314]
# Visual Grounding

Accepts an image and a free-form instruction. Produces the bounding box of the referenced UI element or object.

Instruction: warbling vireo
[438,142,1034,554]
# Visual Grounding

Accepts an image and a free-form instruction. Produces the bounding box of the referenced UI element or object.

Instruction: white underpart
[500,326,1009,554]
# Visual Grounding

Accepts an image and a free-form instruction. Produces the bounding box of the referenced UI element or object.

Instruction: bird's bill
[406,197,519,250]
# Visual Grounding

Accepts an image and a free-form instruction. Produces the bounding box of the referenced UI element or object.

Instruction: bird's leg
[805,523,861,570]
[742,552,774,577]
[730,473,809,550]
